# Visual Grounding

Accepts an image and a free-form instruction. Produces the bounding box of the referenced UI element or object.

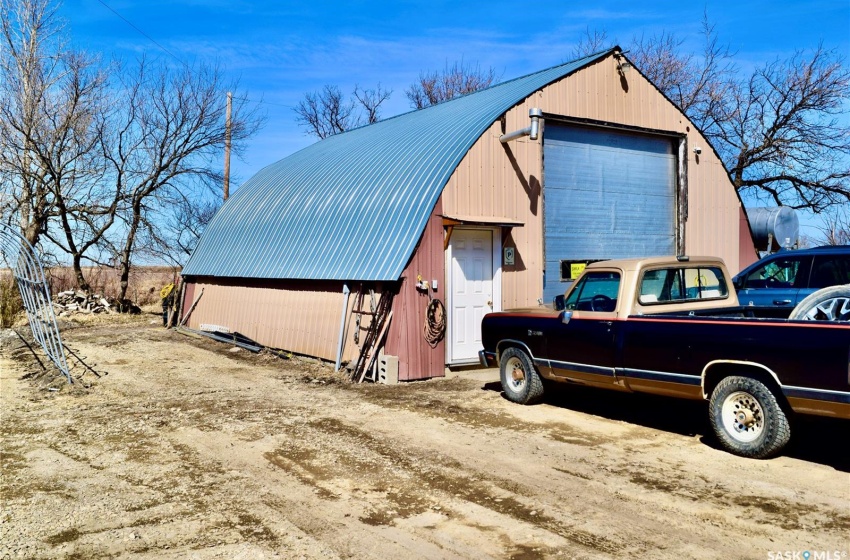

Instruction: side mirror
[553,294,565,311]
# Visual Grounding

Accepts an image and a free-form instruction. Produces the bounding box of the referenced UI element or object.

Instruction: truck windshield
[564,271,620,312]
[639,266,728,304]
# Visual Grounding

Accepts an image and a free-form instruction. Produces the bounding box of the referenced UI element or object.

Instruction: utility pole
[223,91,232,201]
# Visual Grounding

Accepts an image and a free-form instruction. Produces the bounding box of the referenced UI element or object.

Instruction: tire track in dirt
[3,322,848,559]
[282,417,628,556]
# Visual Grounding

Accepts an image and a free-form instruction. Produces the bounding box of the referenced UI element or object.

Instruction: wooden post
[179,288,205,327]
[223,92,232,201]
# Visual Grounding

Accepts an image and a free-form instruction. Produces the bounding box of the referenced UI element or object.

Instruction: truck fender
[700,360,783,400]
[495,339,538,364]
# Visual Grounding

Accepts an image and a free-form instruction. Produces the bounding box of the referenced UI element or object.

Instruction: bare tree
[814,208,850,246]
[618,18,848,213]
[630,14,737,134]
[102,58,261,301]
[134,193,221,267]
[295,83,391,139]
[34,57,118,291]
[405,60,498,109]
[1,0,261,299]
[0,0,55,245]
[1,0,75,244]
[717,46,850,211]
[0,0,117,290]
[167,196,221,261]
[572,27,610,58]
[353,83,392,124]
[294,85,356,139]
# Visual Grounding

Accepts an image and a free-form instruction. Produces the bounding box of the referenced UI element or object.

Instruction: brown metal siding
[443,54,750,309]
[181,282,196,323]
[182,278,355,362]
[179,276,424,373]
[442,117,544,310]
[385,199,446,380]
[739,207,759,271]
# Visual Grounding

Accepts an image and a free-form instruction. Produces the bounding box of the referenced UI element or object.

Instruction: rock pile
[52,290,116,316]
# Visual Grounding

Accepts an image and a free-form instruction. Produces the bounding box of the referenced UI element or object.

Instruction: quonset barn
[181,48,758,380]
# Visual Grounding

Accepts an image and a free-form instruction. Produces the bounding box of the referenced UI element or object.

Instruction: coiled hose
[424,298,446,347]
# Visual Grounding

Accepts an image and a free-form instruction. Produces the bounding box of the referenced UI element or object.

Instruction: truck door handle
[773,299,792,305]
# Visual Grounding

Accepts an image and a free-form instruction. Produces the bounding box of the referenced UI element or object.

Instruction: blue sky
[58,0,850,238]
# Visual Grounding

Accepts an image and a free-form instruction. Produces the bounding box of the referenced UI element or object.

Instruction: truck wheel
[499,347,545,405]
[709,376,790,459]
[788,284,850,322]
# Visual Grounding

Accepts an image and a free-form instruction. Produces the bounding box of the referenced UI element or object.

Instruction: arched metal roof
[182,49,615,281]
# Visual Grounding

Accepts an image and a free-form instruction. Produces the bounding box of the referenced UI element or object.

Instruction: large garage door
[543,124,677,303]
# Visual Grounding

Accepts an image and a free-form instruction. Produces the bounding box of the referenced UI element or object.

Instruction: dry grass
[45,266,181,306]
[0,266,180,328]
[63,308,162,327]
[0,274,23,328]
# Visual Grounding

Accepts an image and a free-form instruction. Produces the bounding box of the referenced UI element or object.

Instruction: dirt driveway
[1,318,848,559]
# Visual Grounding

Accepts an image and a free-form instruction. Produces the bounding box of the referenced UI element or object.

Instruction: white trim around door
[445,227,502,365]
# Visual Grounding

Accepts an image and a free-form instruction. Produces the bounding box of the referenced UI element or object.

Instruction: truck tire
[499,347,545,405]
[709,376,791,459]
[788,284,850,322]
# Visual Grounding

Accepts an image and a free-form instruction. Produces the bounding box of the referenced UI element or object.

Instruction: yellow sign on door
[570,263,587,279]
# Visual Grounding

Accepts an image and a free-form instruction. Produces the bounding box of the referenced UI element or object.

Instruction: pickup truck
[479,256,850,459]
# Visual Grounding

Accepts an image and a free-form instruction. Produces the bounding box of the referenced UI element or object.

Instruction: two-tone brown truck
[479,256,850,458]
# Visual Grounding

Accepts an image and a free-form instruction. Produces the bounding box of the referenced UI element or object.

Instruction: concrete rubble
[52,290,116,316]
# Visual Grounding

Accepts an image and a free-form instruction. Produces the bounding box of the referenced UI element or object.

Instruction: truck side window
[639,266,728,304]
[639,268,683,303]
[564,271,621,312]
[690,267,728,299]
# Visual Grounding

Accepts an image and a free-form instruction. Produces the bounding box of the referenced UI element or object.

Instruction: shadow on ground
[484,380,850,471]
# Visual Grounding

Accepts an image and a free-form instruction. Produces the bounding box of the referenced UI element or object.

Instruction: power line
[96,0,187,68]
[95,2,293,111]
[232,96,293,109]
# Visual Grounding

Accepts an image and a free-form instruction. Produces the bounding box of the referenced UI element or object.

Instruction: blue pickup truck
[479,256,850,459]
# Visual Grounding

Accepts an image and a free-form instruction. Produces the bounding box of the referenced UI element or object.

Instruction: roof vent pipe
[500,108,544,143]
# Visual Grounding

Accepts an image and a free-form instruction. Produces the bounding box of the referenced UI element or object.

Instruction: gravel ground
[1,316,848,559]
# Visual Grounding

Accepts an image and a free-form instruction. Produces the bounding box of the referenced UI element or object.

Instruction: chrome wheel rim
[721,391,764,443]
[798,296,850,322]
[504,356,527,392]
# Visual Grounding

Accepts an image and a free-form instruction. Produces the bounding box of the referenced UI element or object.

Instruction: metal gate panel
[543,124,676,302]
[0,224,71,383]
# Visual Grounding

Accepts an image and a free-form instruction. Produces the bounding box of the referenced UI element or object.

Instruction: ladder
[350,288,393,383]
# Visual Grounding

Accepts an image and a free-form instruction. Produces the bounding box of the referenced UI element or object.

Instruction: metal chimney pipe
[528,107,542,140]
[500,108,544,143]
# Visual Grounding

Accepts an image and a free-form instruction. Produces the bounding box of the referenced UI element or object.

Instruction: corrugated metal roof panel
[182,50,615,281]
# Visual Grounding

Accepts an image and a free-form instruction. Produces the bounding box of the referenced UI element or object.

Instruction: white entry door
[448,229,496,364]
